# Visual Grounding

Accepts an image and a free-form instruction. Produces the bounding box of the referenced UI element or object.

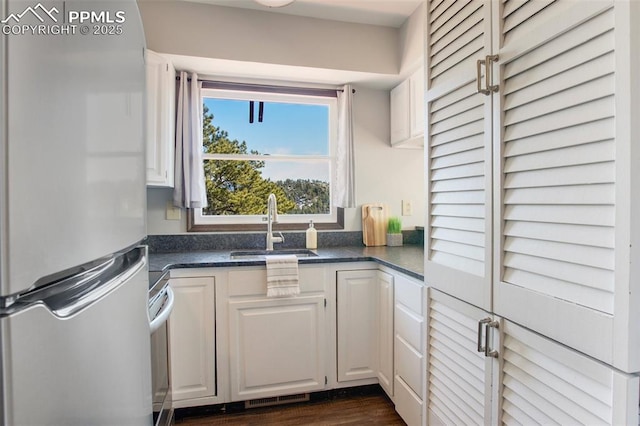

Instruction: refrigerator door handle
[51,256,146,318]
[149,286,174,334]
[8,247,147,318]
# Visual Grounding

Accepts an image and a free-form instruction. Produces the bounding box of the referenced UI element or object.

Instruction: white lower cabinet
[394,273,425,426]
[336,269,395,394]
[166,263,431,424]
[227,266,327,401]
[376,270,394,396]
[428,288,640,425]
[337,270,378,382]
[168,276,216,402]
[336,267,426,425]
[228,295,326,401]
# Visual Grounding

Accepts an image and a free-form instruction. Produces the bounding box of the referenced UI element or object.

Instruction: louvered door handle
[485,55,499,94]
[476,58,489,95]
[477,317,491,352]
[476,55,500,95]
[484,320,500,358]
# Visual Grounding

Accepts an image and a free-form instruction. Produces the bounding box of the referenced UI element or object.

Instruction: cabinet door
[427,289,493,426]
[409,66,425,139]
[492,0,640,371]
[498,319,639,425]
[168,277,216,401]
[424,0,494,311]
[428,289,640,425]
[228,295,326,401]
[377,271,394,396]
[337,270,378,382]
[145,49,175,187]
[390,79,411,145]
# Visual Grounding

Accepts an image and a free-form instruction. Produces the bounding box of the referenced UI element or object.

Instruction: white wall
[348,87,425,231]
[138,0,399,76]
[147,187,186,235]
[399,2,425,76]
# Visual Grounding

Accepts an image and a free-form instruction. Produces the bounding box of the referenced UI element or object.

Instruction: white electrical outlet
[402,199,413,216]
[166,202,182,221]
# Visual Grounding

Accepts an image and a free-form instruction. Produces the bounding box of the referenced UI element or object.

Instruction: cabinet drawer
[395,275,423,315]
[229,267,325,297]
[394,375,422,426]
[395,303,423,350]
[395,336,423,398]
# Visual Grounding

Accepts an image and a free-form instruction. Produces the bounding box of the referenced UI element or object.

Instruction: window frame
[188,87,342,232]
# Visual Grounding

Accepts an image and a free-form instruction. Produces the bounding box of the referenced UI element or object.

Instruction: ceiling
[181,0,424,27]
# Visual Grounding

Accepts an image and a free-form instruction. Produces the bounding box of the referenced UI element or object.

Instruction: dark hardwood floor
[175,391,405,425]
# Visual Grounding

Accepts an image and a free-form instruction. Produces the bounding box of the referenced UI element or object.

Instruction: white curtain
[173,71,208,209]
[334,84,356,208]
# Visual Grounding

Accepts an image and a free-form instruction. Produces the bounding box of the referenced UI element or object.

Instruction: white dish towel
[266,255,300,297]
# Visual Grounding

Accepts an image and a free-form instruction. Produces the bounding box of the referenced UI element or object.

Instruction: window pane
[204,98,329,156]
[203,159,330,216]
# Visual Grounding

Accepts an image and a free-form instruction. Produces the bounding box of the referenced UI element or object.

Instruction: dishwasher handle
[149,287,174,334]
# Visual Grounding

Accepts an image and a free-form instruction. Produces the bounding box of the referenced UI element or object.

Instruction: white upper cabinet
[391,79,411,145]
[425,0,640,373]
[409,67,425,141]
[145,49,175,187]
[390,66,425,148]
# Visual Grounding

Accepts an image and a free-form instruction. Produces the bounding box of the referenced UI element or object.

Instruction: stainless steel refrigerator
[0,0,151,424]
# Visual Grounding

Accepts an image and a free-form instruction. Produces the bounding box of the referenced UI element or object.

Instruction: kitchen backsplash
[145,230,423,253]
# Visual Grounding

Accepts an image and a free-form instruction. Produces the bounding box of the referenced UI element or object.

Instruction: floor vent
[244,393,310,409]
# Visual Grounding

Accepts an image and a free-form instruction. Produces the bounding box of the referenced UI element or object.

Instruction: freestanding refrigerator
[0,0,151,424]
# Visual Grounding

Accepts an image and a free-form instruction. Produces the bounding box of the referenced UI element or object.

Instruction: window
[189,86,340,231]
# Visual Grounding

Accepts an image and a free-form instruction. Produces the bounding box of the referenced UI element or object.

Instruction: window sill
[187,208,344,232]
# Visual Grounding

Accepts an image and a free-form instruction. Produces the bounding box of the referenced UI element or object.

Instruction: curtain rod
[176,76,355,97]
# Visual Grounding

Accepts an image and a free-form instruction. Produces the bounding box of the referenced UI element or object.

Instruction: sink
[229,249,318,260]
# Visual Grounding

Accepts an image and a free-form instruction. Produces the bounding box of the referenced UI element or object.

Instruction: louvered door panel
[493,1,629,367]
[426,77,492,309]
[426,0,492,310]
[427,0,488,89]
[427,289,491,425]
[498,4,616,312]
[499,320,639,425]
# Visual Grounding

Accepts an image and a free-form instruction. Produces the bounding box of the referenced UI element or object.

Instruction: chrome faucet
[266,193,284,251]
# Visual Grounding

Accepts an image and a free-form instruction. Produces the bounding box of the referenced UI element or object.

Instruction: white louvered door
[425,0,494,311]
[428,290,640,426]
[498,319,639,425]
[427,289,494,426]
[425,0,640,422]
[492,0,640,372]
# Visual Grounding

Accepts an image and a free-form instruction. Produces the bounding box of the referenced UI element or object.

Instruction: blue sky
[204,98,329,156]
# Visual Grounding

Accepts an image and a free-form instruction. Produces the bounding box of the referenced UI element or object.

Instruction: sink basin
[229,249,318,260]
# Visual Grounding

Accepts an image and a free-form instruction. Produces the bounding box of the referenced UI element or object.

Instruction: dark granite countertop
[148,245,425,284]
